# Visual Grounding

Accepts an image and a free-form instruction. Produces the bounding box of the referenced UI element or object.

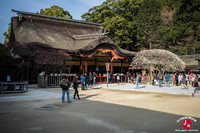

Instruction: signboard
[106,63,110,71]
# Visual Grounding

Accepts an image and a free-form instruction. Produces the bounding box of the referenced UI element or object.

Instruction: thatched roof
[9,10,135,57]
[131,49,185,71]
[179,54,200,68]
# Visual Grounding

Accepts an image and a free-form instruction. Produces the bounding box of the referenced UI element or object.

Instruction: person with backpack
[60,76,71,103]
[73,75,80,100]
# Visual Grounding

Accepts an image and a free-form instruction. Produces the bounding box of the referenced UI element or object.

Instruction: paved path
[0,84,195,102]
[92,83,195,95]
[0,88,61,102]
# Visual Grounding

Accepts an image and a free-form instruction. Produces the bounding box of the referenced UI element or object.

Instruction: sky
[0,0,105,44]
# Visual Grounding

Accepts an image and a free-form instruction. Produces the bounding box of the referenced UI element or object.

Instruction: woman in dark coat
[73,75,80,100]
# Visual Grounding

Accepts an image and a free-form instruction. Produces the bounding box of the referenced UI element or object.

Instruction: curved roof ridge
[12,9,102,26]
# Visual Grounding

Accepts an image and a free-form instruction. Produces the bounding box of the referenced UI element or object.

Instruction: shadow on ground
[0,93,199,133]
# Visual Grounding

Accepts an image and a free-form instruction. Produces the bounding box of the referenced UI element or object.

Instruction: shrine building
[8,10,136,84]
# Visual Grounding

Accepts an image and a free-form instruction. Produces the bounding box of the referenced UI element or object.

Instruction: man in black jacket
[175,72,179,86]
[73,75,80,100]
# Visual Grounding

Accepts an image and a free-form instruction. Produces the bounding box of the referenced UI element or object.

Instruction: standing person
[165,72,171,87]
[157,72,163,87]
[93,72,97,84]
[152,73,156,85]
[194,74,199,87]
[93,72,96,84]
[126,71,130,83]
[110,73,114,83]
[108,72,111,83]
[84,73,88,90]
[88,72,93,86]
[181,74,188,89]
[60,76,71,103]
[80,74,86,90]
[175,72,179,86]
[178,73,183,87]
[73,75,80,100]
[185,73,189,87]
[192,73,195,87]
[116,73,120,85]
[135,73,141,89]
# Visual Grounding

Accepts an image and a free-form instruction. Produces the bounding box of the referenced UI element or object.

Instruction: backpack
[60,80,69,89]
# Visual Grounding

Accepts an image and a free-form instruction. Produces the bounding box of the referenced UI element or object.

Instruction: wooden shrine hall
[8,10,136,84]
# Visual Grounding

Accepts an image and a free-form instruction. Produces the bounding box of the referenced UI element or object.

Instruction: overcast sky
[0,0,105,44]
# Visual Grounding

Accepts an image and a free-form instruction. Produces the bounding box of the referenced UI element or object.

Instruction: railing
[38,75,75,88]
[96,75,126,84]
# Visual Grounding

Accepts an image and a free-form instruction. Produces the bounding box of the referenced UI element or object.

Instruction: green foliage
[136,0,162,48]
[82,0,142,50]
[3,23,11,46]
[82,0,200,55]
[37,5,72,19]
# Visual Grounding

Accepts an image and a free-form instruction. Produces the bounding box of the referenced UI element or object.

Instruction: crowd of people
[60,71,199,103]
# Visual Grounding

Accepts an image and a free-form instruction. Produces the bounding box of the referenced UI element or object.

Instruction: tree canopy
[82,0,200,55]
[37,5,72,19]
[131,49,185,71]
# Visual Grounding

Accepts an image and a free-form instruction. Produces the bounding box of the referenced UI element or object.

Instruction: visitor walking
[84,73,88,90]
[194,74,199,87]
[108,72,111,83]
[110,73,114,83]
[165,72,171,87]
[73,75,80,100]
[60,76,71,103]
[181,74,188,89]
[178,73,183,87]
[152,73,156,85]
[88,72,93,86]
[135,73,141,89]
[116,73,120,85]
[157,72,163,87]
[93,72,96,84]
[80,74,86,90]
[175,72,179,86]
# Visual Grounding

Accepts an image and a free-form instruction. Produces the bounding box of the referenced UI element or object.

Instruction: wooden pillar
[80,57,82,74]
[95,58,97,72]
[121,59,123,73]
[110,59,113,73]
[84,58,88,73]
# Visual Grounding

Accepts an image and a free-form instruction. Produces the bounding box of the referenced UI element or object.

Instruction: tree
[37,5,72,19]
[82,0,142,50]
[3,6,72,45]
[3,23,11,46]
[131,49,185,71]
[158,0,200,55]
[136,0,162,49]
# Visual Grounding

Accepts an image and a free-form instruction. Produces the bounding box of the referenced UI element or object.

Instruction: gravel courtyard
[0,84,199,133]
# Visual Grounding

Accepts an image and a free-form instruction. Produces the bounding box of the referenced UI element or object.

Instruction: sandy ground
[0,85,200,133]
